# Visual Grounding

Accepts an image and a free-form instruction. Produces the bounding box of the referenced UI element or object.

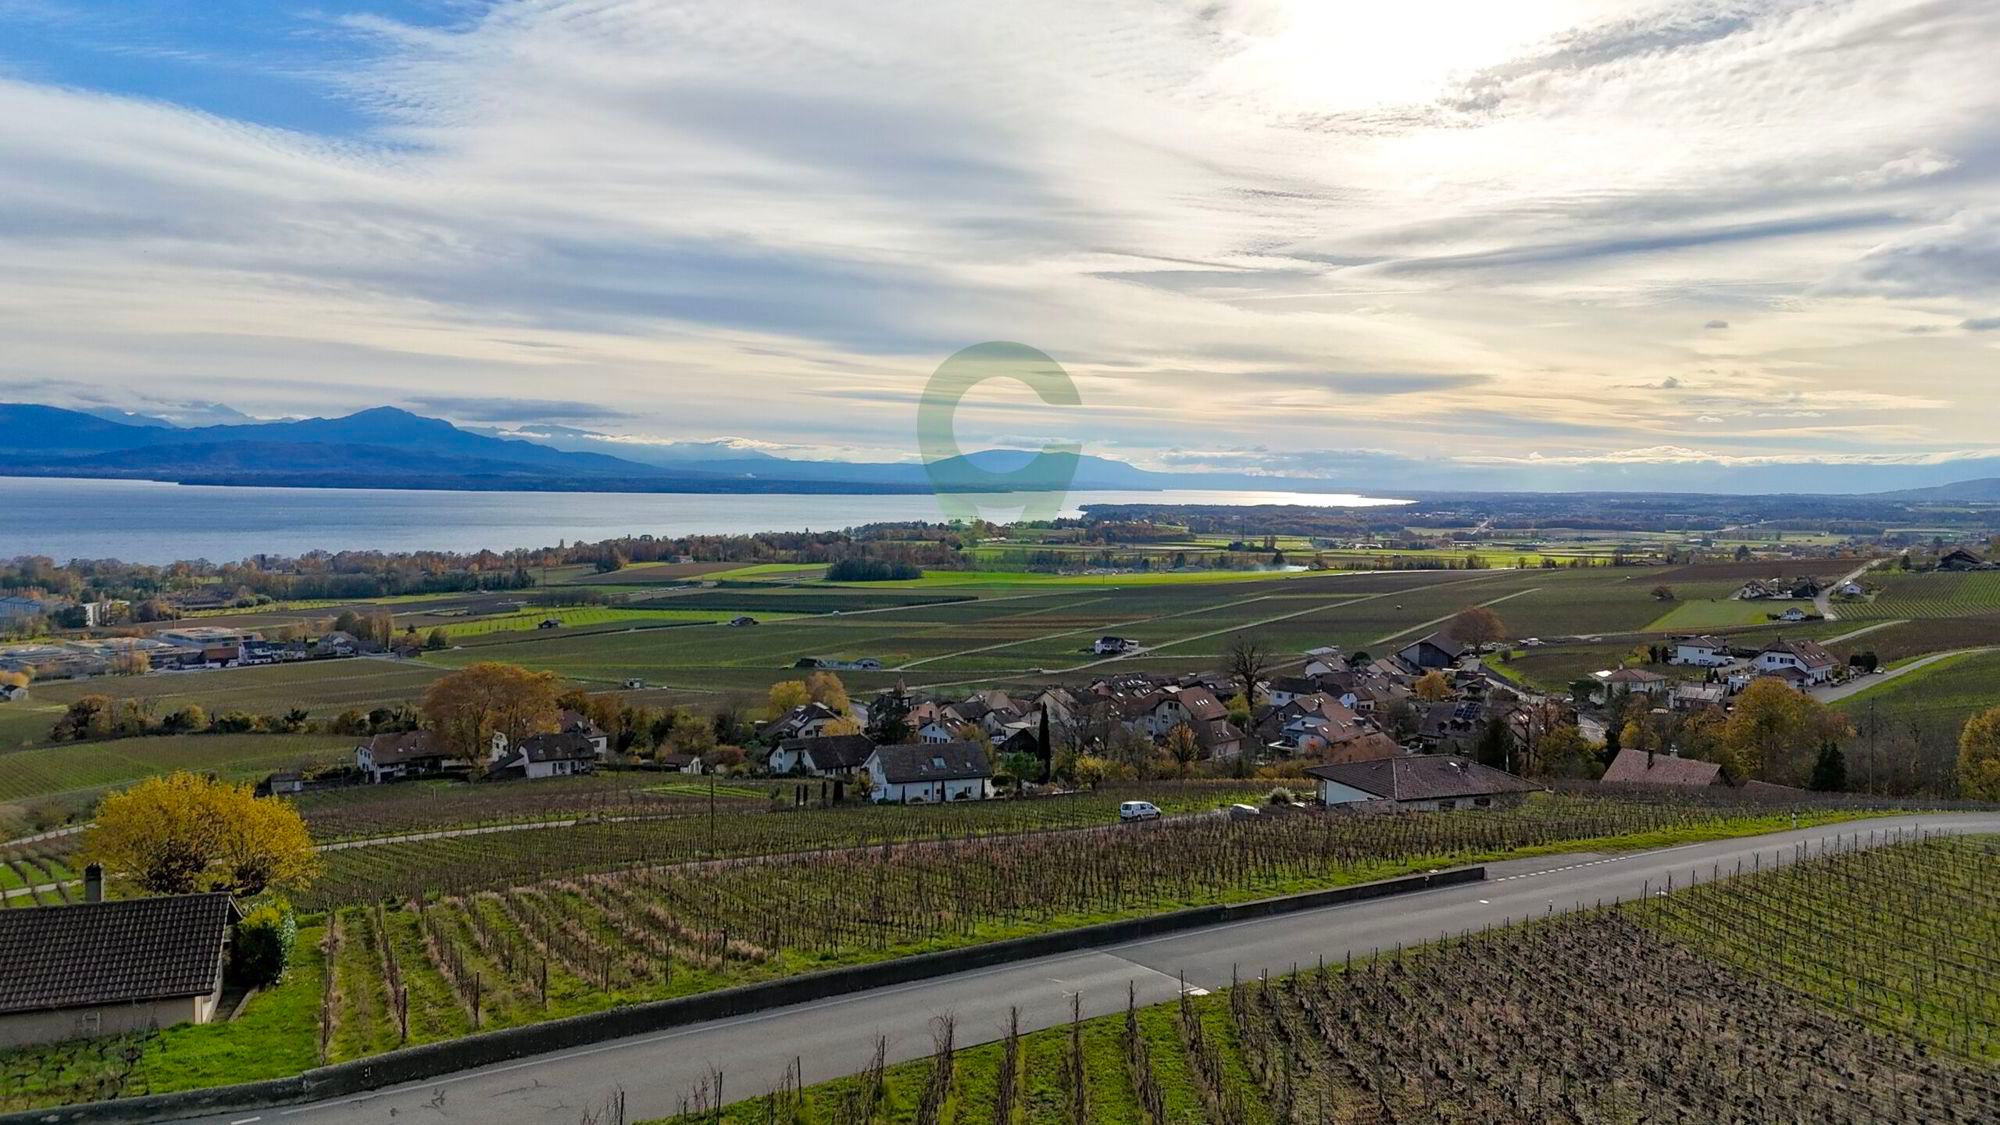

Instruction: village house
[1093,635,1135,655]
[656,751,706,774]
[766,701,848,742]
[769,734,876,777]
[488,731,598,780]
[1753,638,1838,685]
[1669,635,1735,667]
[356,730,454,783]
[1936,547,1990,572]
[1600,747,1725,787]
[864,741,994,803]
[1305,755,1540,811]
[1600,667,1669,698]
[0,888,237,1049]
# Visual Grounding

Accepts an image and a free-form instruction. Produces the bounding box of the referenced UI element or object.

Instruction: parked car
[1118,800,1162,822]
[1226,803,1261,819]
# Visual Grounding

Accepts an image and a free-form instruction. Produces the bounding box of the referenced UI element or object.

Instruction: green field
[1833,649,2000,728]
[0,734,349,839]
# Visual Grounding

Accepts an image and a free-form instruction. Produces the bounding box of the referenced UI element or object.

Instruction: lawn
[1645,595,1778,631]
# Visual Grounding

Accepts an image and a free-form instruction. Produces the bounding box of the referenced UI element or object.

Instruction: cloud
[405,396,634,422]
[1961,316,2000,331]
[2,0,2000,475]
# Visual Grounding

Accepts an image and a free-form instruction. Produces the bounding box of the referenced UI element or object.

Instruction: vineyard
[297,789,1844,910]
[1844,571,2000,621]
[651,833,1999,1124]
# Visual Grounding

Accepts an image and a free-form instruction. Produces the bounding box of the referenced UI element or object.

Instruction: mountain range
[0,403,1281,495]
[8,402,2000,500]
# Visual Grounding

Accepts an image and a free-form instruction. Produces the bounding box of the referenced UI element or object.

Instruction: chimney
[84,863,104,904]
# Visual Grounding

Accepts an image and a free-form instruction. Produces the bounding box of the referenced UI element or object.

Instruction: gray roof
[1304,755,1540,802]
[782,734,876,771]
[514,731,598,763]
[361,730,447,765]
[0,894,235,1014]
[871,741,991,784]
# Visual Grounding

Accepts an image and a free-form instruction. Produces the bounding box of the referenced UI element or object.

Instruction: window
[1437,799,1457,811]
[1473,797,1492,808]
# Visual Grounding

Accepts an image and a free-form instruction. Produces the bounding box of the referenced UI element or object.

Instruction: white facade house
[1754,639,1838,685]
[865,742,993,803]
[1670,636,1735,667]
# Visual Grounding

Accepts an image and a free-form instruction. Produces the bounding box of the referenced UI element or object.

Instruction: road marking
[231,1117,263,1124]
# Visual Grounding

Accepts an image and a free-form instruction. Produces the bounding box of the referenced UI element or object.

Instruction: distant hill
[1874,478,2000,502]
[0,403,1223,495]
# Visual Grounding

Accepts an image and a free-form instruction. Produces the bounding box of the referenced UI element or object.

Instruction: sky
[3,0,1999,491]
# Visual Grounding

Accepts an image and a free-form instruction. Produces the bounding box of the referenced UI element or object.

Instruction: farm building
[0,890,237,1049]
[1396,633,1466,670]
[1305,755,1540,811]
[865,741,993,804]
[1600,748,1725,787]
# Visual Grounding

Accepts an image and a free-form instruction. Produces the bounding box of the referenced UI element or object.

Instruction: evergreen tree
[1809,740,1848,791]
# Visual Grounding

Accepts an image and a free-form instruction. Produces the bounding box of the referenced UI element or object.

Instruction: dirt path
[1822,619,1906,646]
[1815,558,1886,623]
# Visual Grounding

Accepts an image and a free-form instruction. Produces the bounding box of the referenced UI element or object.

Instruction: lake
[0,477,1408,564]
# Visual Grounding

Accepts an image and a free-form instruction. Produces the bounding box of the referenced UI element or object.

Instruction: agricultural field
[295,772,771,841]
[1833,649,2000,730]
[1829,570,2000,622]
[0,734,349,841]
[644,833,1996,1124]
[0,793,1936,1112]
[11,660,445,749]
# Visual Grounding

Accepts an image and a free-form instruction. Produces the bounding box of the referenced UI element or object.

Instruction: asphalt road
[174,812,1999,1125]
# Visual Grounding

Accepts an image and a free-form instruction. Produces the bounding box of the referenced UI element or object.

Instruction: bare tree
[1224,632,1272,703]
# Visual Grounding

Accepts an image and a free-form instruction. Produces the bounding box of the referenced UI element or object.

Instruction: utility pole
[708,773,716,855]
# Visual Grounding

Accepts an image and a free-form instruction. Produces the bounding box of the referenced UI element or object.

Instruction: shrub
[232,900,298,987]
[1266,786,1297,806]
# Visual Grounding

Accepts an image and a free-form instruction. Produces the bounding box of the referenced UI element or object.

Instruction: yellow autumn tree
[420,661,560,766]
[767,679,811,718]
[87,772,318,896]
[1959,706,2000,801]
[805,671,850,715]
[1414,671,1452,701]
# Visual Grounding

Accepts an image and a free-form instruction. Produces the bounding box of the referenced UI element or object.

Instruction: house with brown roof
[1754,638,1838,685]
[1305,754,1540,811]
[1600,748,1725,787]
[0,892,237,1048]
[356,731,454,783]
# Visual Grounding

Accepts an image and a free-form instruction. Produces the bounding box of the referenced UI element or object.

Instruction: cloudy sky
[3,0,1998,489]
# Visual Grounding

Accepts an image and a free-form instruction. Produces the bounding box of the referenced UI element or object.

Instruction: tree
[1533,724,1598,779]
[805,671,849,715]
[420,662,560,767]
[161,704,209,734]
[1164,723,1201,776]
[86,772,318,897]
[425,628,450,651]
[1473,717,1514,771]
[821,715,864,737]
[1413,671,1452,701]
[51,694,113,741]
[1958,706,2000,801]
[1223,633,1271,704]
[998,750,1040,791]
[766,679,811,719]
[1809,740,1848,792]
[1446,606,1505,647]
[1723,678,1848,785]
